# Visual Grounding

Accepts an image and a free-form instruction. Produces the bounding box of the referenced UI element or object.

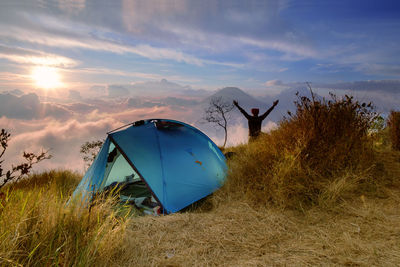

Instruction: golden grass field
[1,94,400,266]
[0,156,399,266]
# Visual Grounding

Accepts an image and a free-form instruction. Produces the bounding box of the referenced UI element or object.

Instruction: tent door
[104,136,164,213]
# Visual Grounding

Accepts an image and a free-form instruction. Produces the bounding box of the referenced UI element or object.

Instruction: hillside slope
[0,164,399,266]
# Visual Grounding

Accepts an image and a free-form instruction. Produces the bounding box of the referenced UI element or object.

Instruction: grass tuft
[0,170,133,266]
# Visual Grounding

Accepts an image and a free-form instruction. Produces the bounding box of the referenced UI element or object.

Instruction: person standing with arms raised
[233,99,279,140]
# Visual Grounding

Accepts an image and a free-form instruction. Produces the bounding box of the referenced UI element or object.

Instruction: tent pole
[107,122,134,135]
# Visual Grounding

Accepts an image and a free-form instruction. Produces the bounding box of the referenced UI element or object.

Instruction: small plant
[0,129,51,189]
[370,115,385,134]
[387,111,400,150]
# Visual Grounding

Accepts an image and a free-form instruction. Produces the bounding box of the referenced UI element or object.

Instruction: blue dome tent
[72,119,227,214]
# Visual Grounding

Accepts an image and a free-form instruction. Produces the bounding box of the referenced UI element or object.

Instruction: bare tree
[0,129,51,189]
[204,96,234,148]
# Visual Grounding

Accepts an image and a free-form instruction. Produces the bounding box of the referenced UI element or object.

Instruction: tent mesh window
[102,142,154,205]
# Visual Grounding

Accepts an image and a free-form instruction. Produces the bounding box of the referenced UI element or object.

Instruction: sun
[31,66,63,90]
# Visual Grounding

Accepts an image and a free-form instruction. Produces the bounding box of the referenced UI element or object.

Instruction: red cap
[251,108,259,115]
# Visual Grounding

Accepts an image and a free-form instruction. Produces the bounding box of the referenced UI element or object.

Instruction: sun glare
[31,66,63,89]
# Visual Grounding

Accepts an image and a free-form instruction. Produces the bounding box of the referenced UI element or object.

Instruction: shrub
[387,111,400,150]
[282,92,376,175]
[0,129,51,189]
[220,91,378,209]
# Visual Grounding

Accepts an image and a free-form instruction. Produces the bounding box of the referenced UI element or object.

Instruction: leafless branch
[203,96,234,148]
[0,129,52,189]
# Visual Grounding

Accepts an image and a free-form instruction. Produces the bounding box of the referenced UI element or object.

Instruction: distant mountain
[274,86,319,110]
[1,89,24,96]
[104,79,210,98]
[203,87,267,109]
[198,86,288,128]
[258,86,324,121]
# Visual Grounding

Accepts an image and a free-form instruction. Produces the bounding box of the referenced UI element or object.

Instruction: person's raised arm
[260,100,279,120]
[233,100,251,119]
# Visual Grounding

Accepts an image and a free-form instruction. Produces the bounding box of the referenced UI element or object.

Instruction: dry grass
[388,111,400,150]
[0,170,134,266]
[105,146,400,266]
[0,151,399,266]
[119,188,400,266]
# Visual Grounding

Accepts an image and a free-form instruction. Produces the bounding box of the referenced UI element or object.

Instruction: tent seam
[152,122,168,214]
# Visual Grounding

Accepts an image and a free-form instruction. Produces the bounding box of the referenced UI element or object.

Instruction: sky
[1,0,400,91]
[1,0,400,172]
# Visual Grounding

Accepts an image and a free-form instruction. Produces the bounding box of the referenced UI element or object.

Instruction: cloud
[104,79,207,98]
[0,102,198,171]
[265,80,284,87]
[261,80,400,114]
[89,85,107,94]
[120,0,308,56]
[125,98,165,108]
[0,104,202,172]
[0,44,79,68]
[3,117,119,172]
[75,67,202,87]
[306,80,400,113]
[107,85,130,98]
[226,123,249,146]
[312,33,400,77]
[122,96,198,109]
[203,120,278,147]
[0,72,32,90]
[1,89,24,96]
[0,93,72,120]
[130,79,191,95]
[1,0,400,81]
[0,0,314,69]
[162,97,199,107]
[356,64,400,77]
[0,24,226,67]
[62,102,96,114]
[5,78,397,173]
[313,80,400,94]
[58,0,86,14]
[6,78,396,173]
[238,37,315,58]
[68,89,82,100]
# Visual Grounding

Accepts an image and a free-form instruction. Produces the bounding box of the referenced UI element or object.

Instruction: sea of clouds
[1,79,400,173]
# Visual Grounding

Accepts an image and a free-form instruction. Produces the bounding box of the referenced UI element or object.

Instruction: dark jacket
[234,103,276,137]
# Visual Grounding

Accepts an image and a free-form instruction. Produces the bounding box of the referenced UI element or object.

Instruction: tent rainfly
[72,119,227,214]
